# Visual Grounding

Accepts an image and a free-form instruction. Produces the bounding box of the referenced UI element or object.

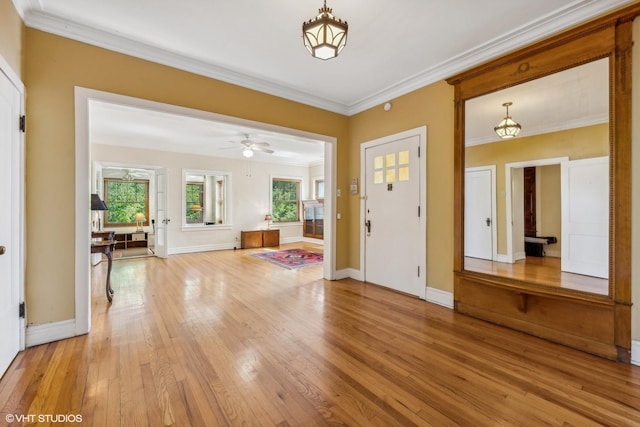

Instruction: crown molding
[22,10,350,115]
[346,0,634,115]
[17,0,634,116]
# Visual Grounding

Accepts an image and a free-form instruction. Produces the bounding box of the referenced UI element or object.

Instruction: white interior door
[561,156,609,278]
[155,168,169,258]
[464,167,495,260]
[363,132,424,298]
[0,67,22,377]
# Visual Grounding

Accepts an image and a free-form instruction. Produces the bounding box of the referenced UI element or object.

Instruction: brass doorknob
[0,246,6,255]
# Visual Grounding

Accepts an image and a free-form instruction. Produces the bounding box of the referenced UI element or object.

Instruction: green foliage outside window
[272,179,300,222]
[104,179,148,226]
[186,182,203,224]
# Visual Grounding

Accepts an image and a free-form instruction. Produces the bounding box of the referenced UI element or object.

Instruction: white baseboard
[632,340,640,366]
[169,243,236,255]
[169,237,311,254]
[496,254,510,263]
[335,268,362,281]
[426,287,454,309]
[280,236,303,245]
[302,237,324,245]
[26,319,78,347]
[335,269,453,310]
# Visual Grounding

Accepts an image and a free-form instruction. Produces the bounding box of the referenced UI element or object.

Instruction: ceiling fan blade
[254,147,274,154]
[251,141,270,147]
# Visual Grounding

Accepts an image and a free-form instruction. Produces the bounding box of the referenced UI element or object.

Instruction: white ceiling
[13,0,621,163]
[466,58,609,146]
[89,100,326,166]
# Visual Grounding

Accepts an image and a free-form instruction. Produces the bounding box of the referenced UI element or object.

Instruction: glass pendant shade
[494,102,521,139]
[242,148,254,158]
[303,1,348,60]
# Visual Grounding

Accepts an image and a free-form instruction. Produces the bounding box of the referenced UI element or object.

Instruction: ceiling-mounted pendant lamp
[302,0,348,60]
[494,102,522,139]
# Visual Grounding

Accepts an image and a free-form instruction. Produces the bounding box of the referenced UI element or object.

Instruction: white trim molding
[341,268,363,281]
[26,320,77,348]
[632,340,640,366]
[426,287,454,309]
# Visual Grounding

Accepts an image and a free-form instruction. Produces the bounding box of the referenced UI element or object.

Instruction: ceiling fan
[104,167,148,181]
[234,134,274,158]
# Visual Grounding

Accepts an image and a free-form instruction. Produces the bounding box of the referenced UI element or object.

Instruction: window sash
[272,178,301,222]
[103,179,150,227]
[186,182,204,224]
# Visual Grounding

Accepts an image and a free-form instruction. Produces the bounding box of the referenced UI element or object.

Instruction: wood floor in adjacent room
[1,243,639,426]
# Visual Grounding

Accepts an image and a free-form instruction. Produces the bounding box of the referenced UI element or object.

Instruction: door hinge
[418,205,421,217]
[418,146,420,157]
[418,266,420,277]
[19,302,25,318]
[19,115,26,132]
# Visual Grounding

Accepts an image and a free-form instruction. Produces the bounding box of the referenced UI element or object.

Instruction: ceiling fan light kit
[122,170,136,181]
[302,0,348,60]
[231,134,274,158]
[494,102,522,139]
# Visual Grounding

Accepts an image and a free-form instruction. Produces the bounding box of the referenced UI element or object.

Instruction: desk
[91,232,116,303]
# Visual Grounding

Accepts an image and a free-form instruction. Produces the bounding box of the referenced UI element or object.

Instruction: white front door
[363,131,425,298]
[0,67,22,377]
[154,168,169,258]
[561,156,609,278]
[464,167,495,260]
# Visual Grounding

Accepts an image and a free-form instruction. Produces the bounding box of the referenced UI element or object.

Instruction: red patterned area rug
[251,248,323,269]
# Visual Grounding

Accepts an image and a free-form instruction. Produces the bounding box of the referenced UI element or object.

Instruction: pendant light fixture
[302,0,348,60]
[494,102,522,139]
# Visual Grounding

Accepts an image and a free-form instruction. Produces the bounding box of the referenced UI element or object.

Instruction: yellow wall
[348,82,455,292]
[23,29,350,324]
[466,124,608,254]
[0,0,24,76]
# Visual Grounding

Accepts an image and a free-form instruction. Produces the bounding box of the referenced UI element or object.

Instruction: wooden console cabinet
[113,232,148,250]
[241,229,279,249]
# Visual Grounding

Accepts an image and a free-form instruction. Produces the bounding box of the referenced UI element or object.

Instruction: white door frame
[465,165,498,261]
[154,167,169,258]
[359,126,427,294]
[0,53,26,353]
[75,87,337,336]
[505,156,568,263]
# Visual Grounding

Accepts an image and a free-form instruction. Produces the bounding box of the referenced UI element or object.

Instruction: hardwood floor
[465,256,609,295]
[1,243,639,426]
[112,247,154,260]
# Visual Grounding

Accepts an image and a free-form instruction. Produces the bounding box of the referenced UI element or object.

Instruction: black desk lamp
[91,193,108,230]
